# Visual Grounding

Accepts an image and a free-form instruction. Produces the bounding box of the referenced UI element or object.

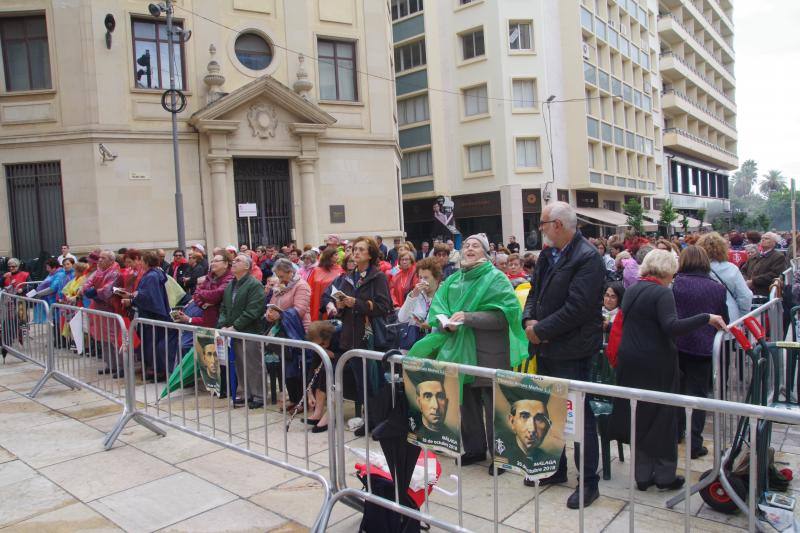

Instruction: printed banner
[493,370,569,479]
[403,358,461,456]
[193,328,222,397]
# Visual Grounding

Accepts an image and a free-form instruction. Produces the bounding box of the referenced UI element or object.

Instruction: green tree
[755,213,771,232]
[759,169,787,196]
[696,208,707,224]
[761,188,792,230]
[624,198,644,235]
[732,159,758,197]
[658,199,678,236]
[680,215,690,234]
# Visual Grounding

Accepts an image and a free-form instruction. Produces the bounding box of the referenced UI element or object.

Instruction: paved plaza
[1,355,800,532]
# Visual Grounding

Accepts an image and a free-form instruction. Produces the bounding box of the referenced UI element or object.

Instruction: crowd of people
[1,209,795,510]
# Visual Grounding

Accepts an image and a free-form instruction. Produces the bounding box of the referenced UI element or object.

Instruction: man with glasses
[742,231,788,297]
[218,254,267,408]
[522,201,605,508]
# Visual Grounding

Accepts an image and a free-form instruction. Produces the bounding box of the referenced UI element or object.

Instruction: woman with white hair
[2,258,30,294]
[609,249,726,492]
[408,233,528,472]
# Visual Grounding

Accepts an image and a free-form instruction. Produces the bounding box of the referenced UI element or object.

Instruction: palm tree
[759,169,787,196]
[732,159,758,197]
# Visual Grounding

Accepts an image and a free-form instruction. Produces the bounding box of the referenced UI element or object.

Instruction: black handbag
[371,311,400,351]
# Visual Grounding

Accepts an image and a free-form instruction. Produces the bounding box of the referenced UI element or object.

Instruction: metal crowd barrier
[0,292,52,370]
[666,297,783,512]
[100,318,338,531]
[317,349,800,533]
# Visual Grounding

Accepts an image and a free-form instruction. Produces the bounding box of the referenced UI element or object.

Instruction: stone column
[297,156,319,246]
[500,184,525,249]
[208,155,232,247]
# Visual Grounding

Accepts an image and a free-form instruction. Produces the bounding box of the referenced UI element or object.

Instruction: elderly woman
[389,251,418,308]
[408,233,527,471]
[610,249,726,491]
[672,245,728,459]
[174,254,234,329]
[3,258,30,294]
[397,257,442,349]
[697,232,753,322]
[595,239,616,274]
[298,250,318,281]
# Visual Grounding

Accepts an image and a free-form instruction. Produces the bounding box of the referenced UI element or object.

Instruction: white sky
[734,1,800,180]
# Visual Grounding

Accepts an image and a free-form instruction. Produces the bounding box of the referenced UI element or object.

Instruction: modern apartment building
[657,0,736,220]
[0,0,403,259]
[392,0,666,245]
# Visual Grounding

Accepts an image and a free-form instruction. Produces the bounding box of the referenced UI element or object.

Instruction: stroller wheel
[699,469,746,514]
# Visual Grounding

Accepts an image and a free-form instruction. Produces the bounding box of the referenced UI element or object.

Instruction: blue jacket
[134,268,172,321]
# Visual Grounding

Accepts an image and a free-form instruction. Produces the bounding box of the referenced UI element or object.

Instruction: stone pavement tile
[0,446,16,464]
[0,369,46,387]
[33,387,113,410]
[57,399,123,422]
[0,396,66,432]
[606,503,745,532]
[325,513,363,533]
[197,405,284,434]
[266,522,308,533]
[129,426,224,465]
[40,445,179,502]
[0,389,19,402]
[250,476,356,528]
[422,501,525,533]
[240,420,338,459]
[83,413,162,444]
[0,474,76,528]
[1,502,122,532]
[0,460,37,489]
[598,457,706,514]
[695,502,749,529]
[178,448,305,498]
[502,485,624,532]
[0,417,110,469]
[89,472,237,532]
[159,498,287,532]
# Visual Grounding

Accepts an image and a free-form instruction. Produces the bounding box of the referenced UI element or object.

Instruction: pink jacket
[270,277,311,331]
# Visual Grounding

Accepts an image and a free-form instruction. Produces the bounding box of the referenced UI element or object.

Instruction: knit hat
[464,233,490,255]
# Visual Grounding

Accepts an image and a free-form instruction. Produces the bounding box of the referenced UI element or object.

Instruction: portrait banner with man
[193,328,224,397]
[493,370,569,479]
[403,358,461,456]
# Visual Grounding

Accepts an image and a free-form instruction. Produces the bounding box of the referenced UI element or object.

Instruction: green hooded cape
[407,260,528,386]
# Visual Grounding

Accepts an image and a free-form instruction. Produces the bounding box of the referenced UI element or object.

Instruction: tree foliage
[658,199,678,235]
[624,198,644,235]
[732,159,758,197]
[759,169,787,196]
[716,160,794,231]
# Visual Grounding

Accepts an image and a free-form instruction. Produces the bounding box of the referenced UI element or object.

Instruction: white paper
[330,286,346,301]
[69,312,84,354]
[25,289,37,298]
[564,391,582,438]
[436,314,463,328]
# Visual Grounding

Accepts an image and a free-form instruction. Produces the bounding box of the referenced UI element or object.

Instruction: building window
[397,94,429,125]
[509,21,532,51]
[0,14,51,91]
[402,149,432,179]
[467,143,491,173]
[132,18,186,90]
[516,138,541,168]
[391,0,423,20]
[463,84,488,116]
[460,28,485,60]
[234,33,272,70]
[512,79,536,109]
[394,39,426,73]
[318,39,357,101]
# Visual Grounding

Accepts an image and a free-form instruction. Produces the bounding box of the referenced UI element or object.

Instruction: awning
[574,207,657,232]
[643,211,710,229]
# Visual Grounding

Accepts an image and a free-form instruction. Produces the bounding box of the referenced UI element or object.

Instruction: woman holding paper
[408,233,528,472]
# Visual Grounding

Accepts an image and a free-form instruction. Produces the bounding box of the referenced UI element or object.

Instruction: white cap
[225,245,237,253]
[191,243,205,254]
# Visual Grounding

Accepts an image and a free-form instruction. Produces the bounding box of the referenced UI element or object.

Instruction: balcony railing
[659,51,735,107]
[662,88,736,131]
[682,0,735,58]
[657,13,734,78]
[663,126,737,159]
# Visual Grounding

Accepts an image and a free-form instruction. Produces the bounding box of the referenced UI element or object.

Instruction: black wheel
[699,469,747,514]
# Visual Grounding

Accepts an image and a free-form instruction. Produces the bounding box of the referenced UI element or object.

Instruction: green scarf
[407,260,528,385]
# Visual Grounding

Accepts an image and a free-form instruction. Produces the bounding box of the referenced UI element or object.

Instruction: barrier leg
[103,411,166,450]
[27,370,81,398]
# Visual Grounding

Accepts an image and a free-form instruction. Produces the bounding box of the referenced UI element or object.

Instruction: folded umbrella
[159,347,196,399]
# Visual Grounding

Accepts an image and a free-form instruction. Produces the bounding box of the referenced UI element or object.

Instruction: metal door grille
[5,161,66,260]
[233,158,293,247]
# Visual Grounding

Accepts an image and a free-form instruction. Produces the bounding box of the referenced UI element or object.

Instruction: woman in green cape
[408,233,528,473]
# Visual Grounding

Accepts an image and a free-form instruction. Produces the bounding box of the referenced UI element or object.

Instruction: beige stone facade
[0,0,402,258]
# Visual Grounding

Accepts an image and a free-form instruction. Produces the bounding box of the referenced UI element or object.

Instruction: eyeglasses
[538,220,559,229]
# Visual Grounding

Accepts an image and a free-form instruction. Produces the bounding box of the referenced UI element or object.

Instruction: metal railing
[317,348,800,533]
[1,292,53,370]
[102,318,339,532]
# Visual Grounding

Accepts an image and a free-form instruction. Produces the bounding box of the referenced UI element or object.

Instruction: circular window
[234,33,273,71]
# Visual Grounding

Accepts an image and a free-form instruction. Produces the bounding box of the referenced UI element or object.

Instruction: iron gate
[5,161,66,260]
[233,158,293,247]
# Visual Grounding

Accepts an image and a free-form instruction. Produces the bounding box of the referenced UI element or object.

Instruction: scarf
[407,260,527,389]
[273,274,300,297]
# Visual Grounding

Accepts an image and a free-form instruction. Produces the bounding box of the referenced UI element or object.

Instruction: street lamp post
[149,0,187,252]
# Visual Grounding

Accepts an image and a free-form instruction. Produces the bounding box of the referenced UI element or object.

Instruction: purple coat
[672,273,727,357]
